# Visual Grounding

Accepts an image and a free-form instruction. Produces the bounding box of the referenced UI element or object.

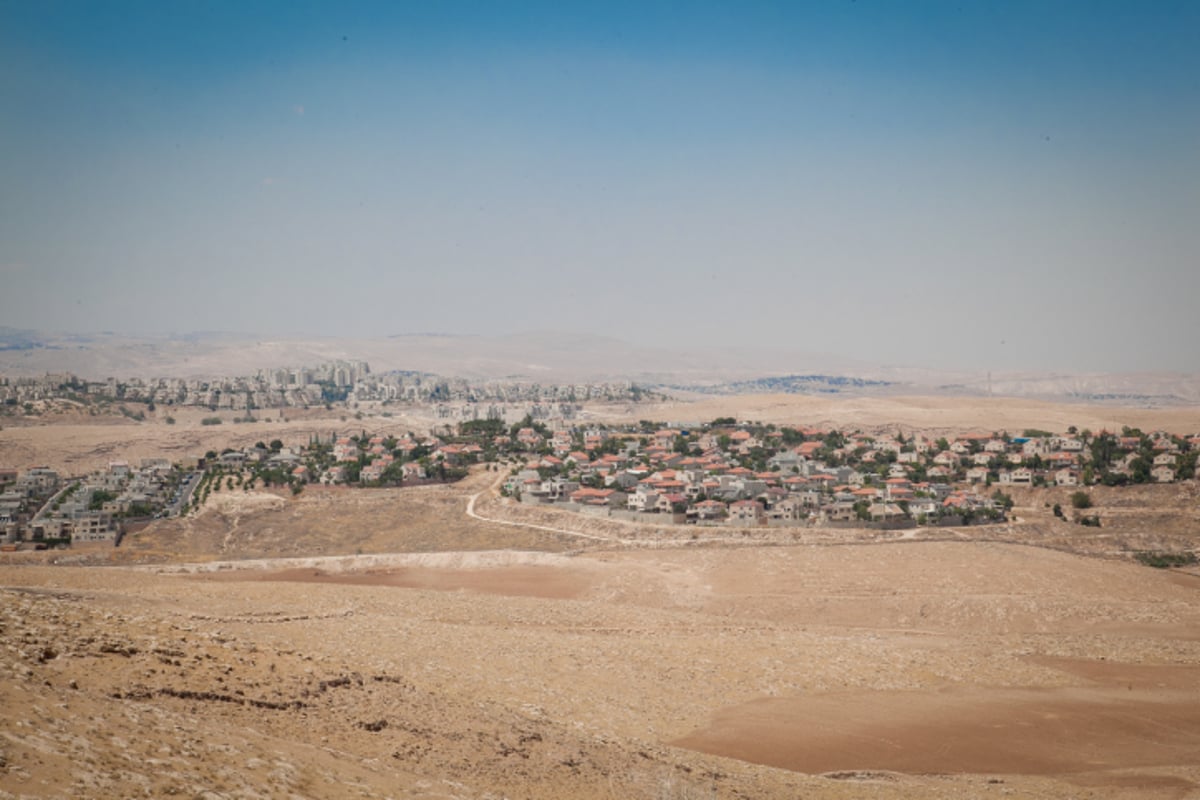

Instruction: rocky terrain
[4,536,1200,799]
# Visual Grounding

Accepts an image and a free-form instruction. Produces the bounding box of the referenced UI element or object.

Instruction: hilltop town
[501,421,1199,526]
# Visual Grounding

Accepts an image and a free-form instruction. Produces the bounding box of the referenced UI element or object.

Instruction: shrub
[1070,491,1093,510]
[1134,551,1198,569]
[991,489,1014,510]
[201,417,222,426]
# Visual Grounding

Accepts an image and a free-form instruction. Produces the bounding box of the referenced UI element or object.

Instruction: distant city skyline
[2,1,1197,373]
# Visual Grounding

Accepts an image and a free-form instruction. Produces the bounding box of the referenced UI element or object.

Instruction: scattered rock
[98,642,138,657]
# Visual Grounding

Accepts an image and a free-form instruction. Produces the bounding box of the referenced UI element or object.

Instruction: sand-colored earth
[3,540,1200,799]
[629,394,1200,436]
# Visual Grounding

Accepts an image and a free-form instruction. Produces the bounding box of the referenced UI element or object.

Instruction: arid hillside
[625,393,1200,436]
[3,537,1200,799]
[116,469,583,563]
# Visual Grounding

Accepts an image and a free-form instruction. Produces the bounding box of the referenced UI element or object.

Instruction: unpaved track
[466,487,627,545]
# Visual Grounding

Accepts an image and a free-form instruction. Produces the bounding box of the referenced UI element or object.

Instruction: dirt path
[465,485,633,545]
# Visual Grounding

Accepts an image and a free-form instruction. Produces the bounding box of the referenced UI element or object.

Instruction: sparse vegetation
[118,405,146,422]
[1134,551,1198,569]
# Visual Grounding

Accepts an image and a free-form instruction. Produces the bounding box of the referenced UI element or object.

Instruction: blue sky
[1,0,1197,372]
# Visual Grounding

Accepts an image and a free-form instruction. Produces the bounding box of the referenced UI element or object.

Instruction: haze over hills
[2,327,1198,406]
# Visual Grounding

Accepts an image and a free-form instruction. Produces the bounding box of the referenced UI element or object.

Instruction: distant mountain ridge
[0,326,54,352]
[670,374,896,395]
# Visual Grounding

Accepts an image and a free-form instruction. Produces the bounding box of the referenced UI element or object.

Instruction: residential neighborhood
[1,459,194,549]
[3,415,1197,550]
[500,421,1200,528]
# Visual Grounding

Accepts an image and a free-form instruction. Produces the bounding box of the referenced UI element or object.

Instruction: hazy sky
[2,1,1197,372]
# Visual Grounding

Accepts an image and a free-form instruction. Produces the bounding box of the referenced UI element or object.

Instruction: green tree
[1090,433,1118,471]
[1130,456,1152,484]
[1070,491,1092,510]
[1100,470,1129,486]
[127,501,154,517]
[597,437,624,456]
[1178,451,1197,481]
[88,490,117,511]
[460,419,505,437]
[379,460,406,486]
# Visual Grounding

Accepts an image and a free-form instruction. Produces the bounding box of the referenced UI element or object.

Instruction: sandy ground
[3,541,1200,799]
[626,394,1200,435]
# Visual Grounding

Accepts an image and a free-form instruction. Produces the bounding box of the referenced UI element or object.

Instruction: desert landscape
[3,394,1200,800]
[7,1,1199,795]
